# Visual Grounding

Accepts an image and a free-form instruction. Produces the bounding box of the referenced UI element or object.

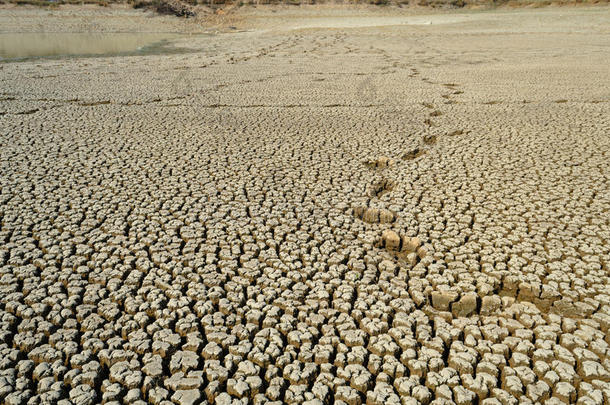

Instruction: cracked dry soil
[0,5,609,405]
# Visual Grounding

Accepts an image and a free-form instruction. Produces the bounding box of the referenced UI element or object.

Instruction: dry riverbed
[0,4,609,405]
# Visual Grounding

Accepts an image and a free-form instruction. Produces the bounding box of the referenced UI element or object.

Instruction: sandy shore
[1,4,609,405]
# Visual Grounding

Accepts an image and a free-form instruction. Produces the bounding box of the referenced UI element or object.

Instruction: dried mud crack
[0,5,609,405]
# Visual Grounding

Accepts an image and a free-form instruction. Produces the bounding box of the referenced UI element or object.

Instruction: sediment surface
[1,5,609,405]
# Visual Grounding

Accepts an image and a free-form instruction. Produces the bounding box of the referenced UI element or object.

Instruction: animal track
[80,100,111,106]
[364,156,395,169]
[379,230,427,265]
[403,147,427,160]
[370,178,396,197]
[447,129,465,136]
[423,134,437,145]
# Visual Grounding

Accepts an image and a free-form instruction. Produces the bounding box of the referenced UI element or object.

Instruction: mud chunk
[402,236,421,253]
[170,351,199,374]
[416,246,428,259]
[405,252,419,266]
[142,355,164,378]
[227,378,250,398]
[69,384,97,405]
[367,382,401,404]
[452,293,478,317]
[431,290,459,312]
[381,230,401,251]
[480,295,502,316]
[171,389,201,405]
[202,342,223,360]
[579,360,610,380]
[335,385,361,404]
[149,387,170,404]
[453,386,476,405]
[164,372,204,391]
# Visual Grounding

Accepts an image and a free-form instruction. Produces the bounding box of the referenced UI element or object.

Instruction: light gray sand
[0,4,609,405]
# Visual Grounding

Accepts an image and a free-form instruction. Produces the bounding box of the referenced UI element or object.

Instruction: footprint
[429,110,443,117]
[379,230,427,265]
[423,118,434,127]
[364,156,395,169]
[447,129,464,136]
[422,102,434,109]
[423,134,437,145]
[353,206,396,224]
[403,148,427,160]
[16,109,39,115]
[370,179,396,198]
[80,100,111,107]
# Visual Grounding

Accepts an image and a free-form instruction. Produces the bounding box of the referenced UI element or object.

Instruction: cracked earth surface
[1,5,609,405]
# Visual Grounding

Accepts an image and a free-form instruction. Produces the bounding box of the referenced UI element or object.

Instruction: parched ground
[1,5,609,405]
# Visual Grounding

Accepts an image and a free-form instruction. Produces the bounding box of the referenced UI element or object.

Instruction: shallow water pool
[0,32,180,60]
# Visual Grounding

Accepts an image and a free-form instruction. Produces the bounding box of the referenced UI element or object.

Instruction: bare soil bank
[0,0,608,21]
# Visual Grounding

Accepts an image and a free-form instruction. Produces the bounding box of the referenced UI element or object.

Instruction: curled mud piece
[403,148,426,160]
[364,156,395,169]
[370,178,396,197]
[353,206,396,224]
